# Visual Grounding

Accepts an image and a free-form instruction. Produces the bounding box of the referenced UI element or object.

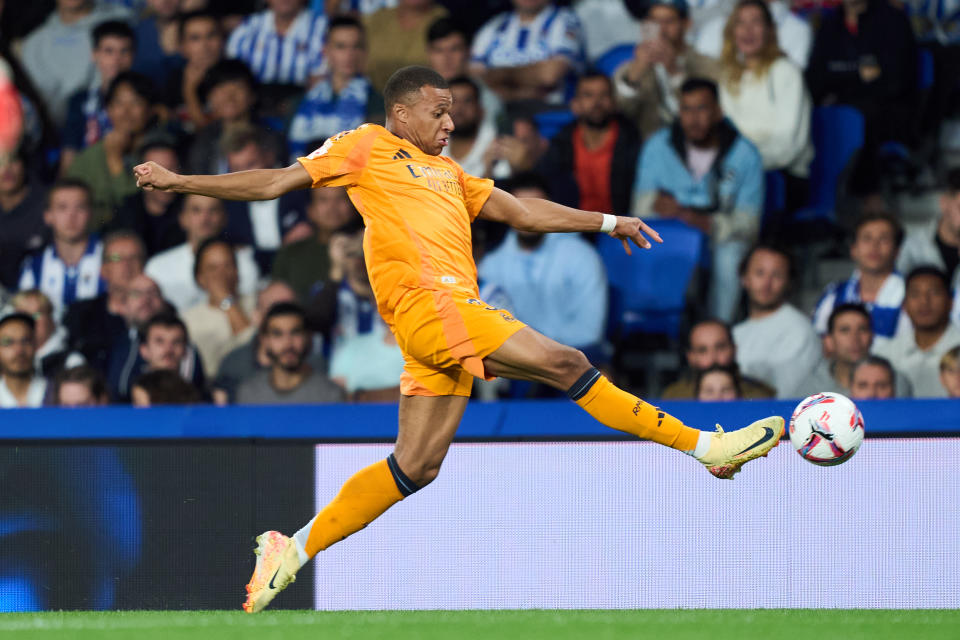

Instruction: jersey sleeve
[461,171,494,222]
[296,124,380,188]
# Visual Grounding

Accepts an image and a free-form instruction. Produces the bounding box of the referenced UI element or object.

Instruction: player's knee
[549,345,591,378]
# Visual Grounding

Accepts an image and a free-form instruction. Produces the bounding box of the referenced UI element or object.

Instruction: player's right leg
[243,393,467,613]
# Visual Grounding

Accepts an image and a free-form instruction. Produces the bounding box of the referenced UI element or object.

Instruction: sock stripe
[386,453,419,497]
[566,367,602,401]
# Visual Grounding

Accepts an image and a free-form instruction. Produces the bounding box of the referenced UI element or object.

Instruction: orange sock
[301,457,410,558]
[568,369,700,451]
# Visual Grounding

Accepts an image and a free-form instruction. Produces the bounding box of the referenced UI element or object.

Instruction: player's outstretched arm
[477,187,662,254]
[133,161,313,201]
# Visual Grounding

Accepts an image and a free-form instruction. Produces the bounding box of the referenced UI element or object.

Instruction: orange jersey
[297,124,494,327]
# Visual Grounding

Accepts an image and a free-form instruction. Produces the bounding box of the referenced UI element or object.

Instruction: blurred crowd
[0,0,959,409]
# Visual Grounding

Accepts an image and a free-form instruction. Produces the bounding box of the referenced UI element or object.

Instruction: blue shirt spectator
[131,0,185,87]
[813,272,906,340]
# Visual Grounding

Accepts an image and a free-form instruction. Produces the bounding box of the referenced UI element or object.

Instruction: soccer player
[133,66,784,614]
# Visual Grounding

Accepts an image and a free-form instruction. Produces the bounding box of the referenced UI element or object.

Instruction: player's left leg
[483,327,783,477]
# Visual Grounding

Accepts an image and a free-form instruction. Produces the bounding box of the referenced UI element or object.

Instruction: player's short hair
[940,345,960,372]
[105,70,156,106]
[46,177,93,210]
[262,302,307,333]
[326,15,365,39]
[10,289,53,315]
[905,265,950,292]
[853,211,904,249]
[53,365,108,406]
[827,302,871,335]
[178,9,221,40]
[426,16,467,45]
[140,311,189,344]
[0,311,35,333]
[193,237,236,282]
[945,167,960,194]
[92,20,136,49]
[685,319,733,352]
[383,65,449,110]
[447,75,480,100]
[199,59,257,104]
[506,171,550,197]
[738,243,795,281]
[693,363,741,398]
[132,370,202,405]
[680,77,719,101]
[851,355,895,381]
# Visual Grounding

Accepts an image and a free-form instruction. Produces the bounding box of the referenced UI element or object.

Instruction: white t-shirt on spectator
[872,322,960,398]
[733,303,821,398]
[145,243,261,312]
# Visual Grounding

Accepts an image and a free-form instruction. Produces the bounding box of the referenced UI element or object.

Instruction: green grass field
[1,610,958,640]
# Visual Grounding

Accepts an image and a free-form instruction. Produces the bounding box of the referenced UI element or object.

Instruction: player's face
[13,297,54,349]
[940,362,960,397]
[180,194,226,242]
[678,88,721,147]
[93,36,134,83]
[142,326,186,371]
[324,26,366,78]
[687,322,734,370]
[107,83,152,135]
[741,249,789,311]
[308,187,354,232]
[264,315,309,371]
[181,17,223,66]
[449,83,481,135]
[904,274,951,332]
[428,33,468,80]
[572,76,614,129]
[826,311,872,365]
[0,321,35,378]
[697,370,738,401]
[58,381,100,407]
[732,4,769,59]
[44,187,91,244]
[850,220,897,274]
[850,364,894,399]
[401,86,454,156]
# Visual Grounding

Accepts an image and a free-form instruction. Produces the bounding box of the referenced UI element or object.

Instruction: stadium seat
[533,110,576,140]
[594,44,634,77]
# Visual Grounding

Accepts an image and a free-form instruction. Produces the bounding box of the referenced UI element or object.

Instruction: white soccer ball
[788,392,865,466]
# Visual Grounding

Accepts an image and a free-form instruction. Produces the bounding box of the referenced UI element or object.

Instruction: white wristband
[600,214,617,234]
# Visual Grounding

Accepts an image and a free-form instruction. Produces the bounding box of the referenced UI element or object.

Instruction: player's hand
[609,216,662,255]
[134,161,180,192]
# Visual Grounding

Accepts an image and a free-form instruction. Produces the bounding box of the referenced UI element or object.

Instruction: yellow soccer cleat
[243,530,301,613]
[697,416,785,479]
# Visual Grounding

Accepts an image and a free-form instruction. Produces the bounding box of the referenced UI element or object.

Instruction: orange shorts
[390,287,526,397]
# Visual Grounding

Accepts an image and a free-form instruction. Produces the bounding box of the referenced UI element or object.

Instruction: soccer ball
[788,392,865,466]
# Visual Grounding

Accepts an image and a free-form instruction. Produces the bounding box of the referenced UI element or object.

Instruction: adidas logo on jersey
[392,149,412,160]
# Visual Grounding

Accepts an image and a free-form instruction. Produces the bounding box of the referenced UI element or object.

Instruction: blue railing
[0,399,956,439]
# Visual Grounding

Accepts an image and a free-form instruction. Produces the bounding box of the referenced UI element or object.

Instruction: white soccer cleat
[242,530,301,613]
[697,416,785,479]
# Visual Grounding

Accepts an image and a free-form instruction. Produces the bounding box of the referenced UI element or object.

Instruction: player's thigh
[483,326,591,389]
[393,394,469,486]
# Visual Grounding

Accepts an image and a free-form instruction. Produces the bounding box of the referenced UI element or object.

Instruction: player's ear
[393,101,408,125]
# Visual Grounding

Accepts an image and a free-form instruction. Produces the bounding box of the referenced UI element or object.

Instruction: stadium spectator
[145,193,261,311]
[939,346,960,398]
[287,16,386,161]
[470,0,585,105]
[110,139,185,257]
[63,230,143,373]
[52,364,108,406]
[694,364,741,400]
[849,355,896,400]
[61,20,136,173]
[0,148,49,289]
[19,0,131,124]
[0,312,47,408]
[717,0,812,189]
[11,290,85,378]
[236,302,344,405]
[441,76,499,178]
[661,319,775,399]
[187,60,285,176]
[733,244,820,397]
[631,78,764,321]
[873,267,960,397]
[613,0,720,138]
[105,273,169,400]
[305,222,404,401]
[131,0,184,86]
[425,17,502,124]
[66,71,159,229]
[181,238,256,376]
[131,368,202,406]
[18,178,105,321]
[226,0,327,87]
[162,9,225,130]
[482,114,548,179]
[813,212,906,342]
[694,0,812,68]
[478,173,608,358]
[272,186,356,302]
[137,311,205,391]
[805,0,918,201]
[364,0,448,91]
[540,71,641,214]
[0,55,23,156]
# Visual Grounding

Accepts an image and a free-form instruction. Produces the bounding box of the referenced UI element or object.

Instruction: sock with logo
[567,368,701,452]
[294,454,419,562]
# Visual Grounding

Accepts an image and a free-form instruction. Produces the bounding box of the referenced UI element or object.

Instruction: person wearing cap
[613,0,720,138]
[0,312,48,408]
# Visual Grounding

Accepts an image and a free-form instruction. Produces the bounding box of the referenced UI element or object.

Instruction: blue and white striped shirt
[18,236,106,321]
[287,76,373,161]
[226,9,327,86]
[812,270,906,338]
